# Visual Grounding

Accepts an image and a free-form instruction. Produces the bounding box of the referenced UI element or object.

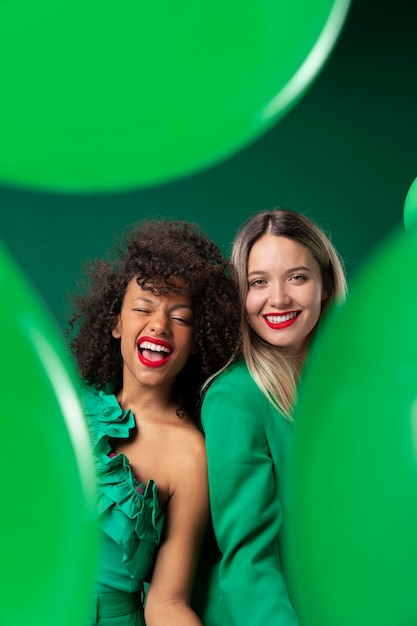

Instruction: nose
[269,281,292,308]
[149,311,169,336]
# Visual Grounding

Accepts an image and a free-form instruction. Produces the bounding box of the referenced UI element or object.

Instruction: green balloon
[404,177,417,233]
[0,0,350,192]
[285,228,417,626]
[0,242,98,625]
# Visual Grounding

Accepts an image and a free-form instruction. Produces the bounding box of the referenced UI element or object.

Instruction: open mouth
[138,338,172,368]
[264,311,300,329]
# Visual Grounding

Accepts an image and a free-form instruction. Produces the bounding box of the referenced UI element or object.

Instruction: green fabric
[81,385,165,624]
[195,360,299,626]
[88,591,144,625]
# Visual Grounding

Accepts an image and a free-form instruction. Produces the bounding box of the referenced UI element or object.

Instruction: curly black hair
[65,218,241,422]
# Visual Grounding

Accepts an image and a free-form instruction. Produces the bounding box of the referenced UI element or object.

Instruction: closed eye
[171,316,193,325]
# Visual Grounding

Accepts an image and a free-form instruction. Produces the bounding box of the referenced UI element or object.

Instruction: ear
[111,315,121,339]
[321,288,328,302]
[190,341,199,355]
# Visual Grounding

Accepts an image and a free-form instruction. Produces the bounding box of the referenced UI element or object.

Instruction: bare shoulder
[160,417,207,496]
[164,409,205,449]
[172,419,206,470]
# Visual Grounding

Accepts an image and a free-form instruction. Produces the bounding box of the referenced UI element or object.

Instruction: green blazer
[194,359,299,626]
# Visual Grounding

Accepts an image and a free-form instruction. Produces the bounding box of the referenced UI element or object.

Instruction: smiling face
[111,276,195,395]
[245,234,327,357]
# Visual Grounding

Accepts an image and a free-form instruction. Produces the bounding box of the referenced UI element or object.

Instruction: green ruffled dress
[82,385,165,625]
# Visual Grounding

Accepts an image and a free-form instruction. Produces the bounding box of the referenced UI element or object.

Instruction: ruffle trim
[82,385,165,578]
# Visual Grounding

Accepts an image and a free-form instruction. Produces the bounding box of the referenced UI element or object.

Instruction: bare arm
[144,435,208,626]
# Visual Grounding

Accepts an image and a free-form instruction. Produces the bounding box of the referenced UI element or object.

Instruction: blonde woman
[195,209,347,625]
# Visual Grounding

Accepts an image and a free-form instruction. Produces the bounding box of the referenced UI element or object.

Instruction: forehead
[248,235,318,271]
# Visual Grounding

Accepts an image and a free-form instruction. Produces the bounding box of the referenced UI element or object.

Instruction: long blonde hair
[231,209,347,419]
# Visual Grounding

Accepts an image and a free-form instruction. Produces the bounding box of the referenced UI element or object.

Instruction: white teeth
[139,341,170,353]
[266,312,297,324]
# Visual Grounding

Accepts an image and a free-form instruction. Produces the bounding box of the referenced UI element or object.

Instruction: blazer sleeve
[202,375,299,626]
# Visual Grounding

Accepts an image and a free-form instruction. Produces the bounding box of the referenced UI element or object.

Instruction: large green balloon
[0,0,350,192]
[404,177,417,233]
[0,242,98,625]
[285,228,417,626]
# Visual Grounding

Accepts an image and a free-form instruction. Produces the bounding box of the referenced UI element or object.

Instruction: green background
[0,0,415,330]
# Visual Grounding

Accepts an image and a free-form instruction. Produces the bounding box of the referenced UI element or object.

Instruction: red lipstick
[264,311,300,330]
[137,336,173,369]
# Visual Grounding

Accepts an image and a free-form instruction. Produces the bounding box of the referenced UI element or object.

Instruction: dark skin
[66,219,240,425]
[110,276,198,510]
[65,219,241,626]
[108,277,207,625]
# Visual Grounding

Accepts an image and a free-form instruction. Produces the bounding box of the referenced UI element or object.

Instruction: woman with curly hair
[66,218,240,626]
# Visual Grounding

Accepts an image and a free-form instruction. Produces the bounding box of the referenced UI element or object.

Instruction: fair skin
[111,276,207,626]
[246,234,327,359]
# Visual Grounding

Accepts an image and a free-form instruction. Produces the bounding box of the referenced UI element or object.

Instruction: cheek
[310,291,325,324]
[311,284,325,307]
[314,293,324,314]
[245,293,257,317]
[178,328,195,352]
[302,287,323,323]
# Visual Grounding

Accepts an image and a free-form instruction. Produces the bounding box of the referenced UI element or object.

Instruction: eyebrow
[133,296,154,304]
[287,265,311,273]
[132,296,193,310]
[247,265,311,277]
